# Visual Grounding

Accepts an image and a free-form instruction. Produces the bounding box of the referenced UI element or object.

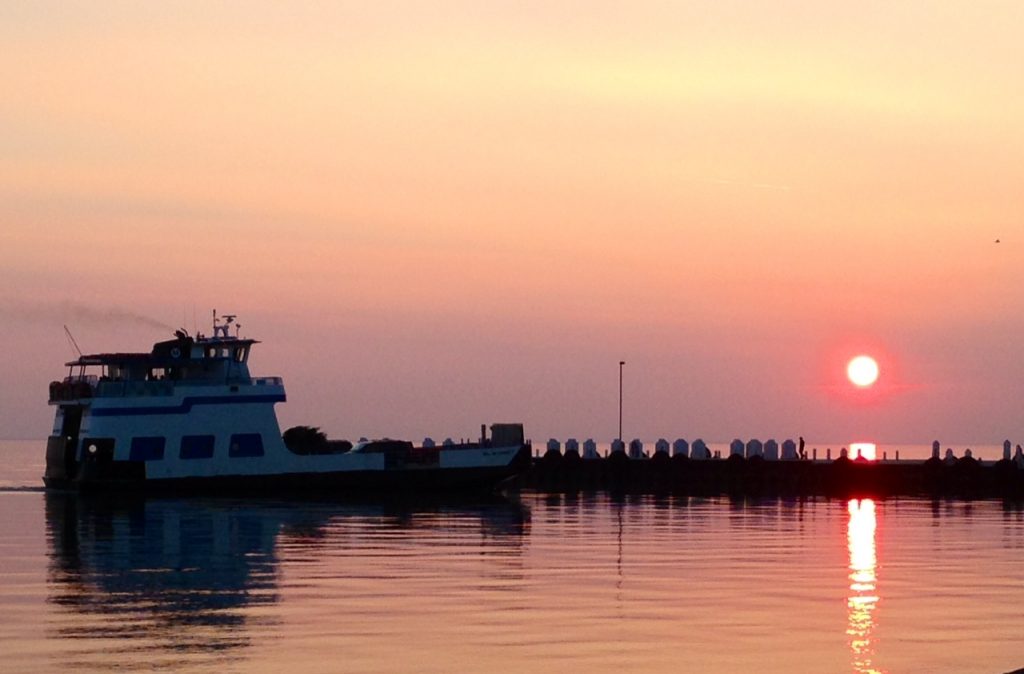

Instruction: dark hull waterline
[44,462,524,497]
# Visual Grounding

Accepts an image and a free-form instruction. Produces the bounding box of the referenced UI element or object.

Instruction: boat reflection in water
[44,493,529,671]
[847,498,882,674]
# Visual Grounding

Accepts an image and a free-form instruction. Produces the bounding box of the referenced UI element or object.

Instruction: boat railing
[51,374,284,401]
[96,380,175,398]
[49,376,99,401]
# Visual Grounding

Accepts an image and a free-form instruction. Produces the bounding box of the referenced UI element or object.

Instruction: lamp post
[618,360,625,442]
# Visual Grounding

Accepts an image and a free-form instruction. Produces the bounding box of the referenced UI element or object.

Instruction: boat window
[129,436,165,461]
[229,433,264,458]
[234,346,248,363]
[207,347,217,358]
[180,435,215,460]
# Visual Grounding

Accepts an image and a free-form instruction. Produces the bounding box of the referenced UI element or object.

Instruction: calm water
[2,440,1024,673]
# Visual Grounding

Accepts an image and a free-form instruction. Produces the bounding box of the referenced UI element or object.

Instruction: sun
[847,355,879,387]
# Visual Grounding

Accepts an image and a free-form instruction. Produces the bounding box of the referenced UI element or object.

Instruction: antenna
[222,314,241,336]
[63,325,83,358]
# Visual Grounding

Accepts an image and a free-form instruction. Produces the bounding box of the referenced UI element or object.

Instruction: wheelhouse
[50,329,267,403]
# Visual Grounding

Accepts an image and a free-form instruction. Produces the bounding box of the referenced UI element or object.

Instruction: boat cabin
[50,315,267,402]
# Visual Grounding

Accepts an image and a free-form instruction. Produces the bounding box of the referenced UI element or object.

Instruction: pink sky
[2,2,1023,444]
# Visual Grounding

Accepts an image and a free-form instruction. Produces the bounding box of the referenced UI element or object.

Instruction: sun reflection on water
[850,442,877,461]
[847,498,884,674]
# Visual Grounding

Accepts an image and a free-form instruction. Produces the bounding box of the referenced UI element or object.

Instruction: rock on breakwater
[513,452,1024,498]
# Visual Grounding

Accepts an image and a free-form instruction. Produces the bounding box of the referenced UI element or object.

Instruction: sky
[2,1,1023,445]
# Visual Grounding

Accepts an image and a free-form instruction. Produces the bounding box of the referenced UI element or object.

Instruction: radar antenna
[212,310,239,338]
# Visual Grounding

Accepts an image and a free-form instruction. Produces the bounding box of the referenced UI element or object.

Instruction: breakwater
[515,452,1024,498]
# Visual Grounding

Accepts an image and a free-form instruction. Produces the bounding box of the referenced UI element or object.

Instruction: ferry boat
[45,313,530,494]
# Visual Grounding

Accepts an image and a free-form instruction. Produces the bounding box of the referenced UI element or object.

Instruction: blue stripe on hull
[90,394,286,417]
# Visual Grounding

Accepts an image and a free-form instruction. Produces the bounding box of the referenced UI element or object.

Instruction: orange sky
[2,2,1023,443]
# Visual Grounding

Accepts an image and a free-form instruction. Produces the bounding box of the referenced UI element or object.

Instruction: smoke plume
[0,299,175,332]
